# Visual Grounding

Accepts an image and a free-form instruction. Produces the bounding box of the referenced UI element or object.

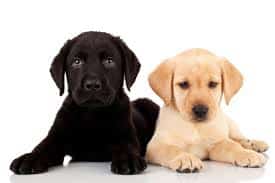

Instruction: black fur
[10,31,159,175]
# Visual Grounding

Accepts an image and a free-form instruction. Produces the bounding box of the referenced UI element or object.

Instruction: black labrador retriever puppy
[10,31,159,175]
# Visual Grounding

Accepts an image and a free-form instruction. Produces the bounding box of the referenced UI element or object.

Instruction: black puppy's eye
[72,58,83,67]
[179,81,190,89]
[102,56,115,68]
[208,81,218,89]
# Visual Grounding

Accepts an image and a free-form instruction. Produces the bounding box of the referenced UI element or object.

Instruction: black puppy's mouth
[80,96,113,107]
[72,89,115,108]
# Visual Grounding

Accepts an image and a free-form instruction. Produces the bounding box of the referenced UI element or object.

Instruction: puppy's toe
[169,153,203,173]
[251,140,269,153]
[10,153,48,174]
[131,157,147,174]
[10,154,31,174]
[234,150,266,168]
[239,139,269,153]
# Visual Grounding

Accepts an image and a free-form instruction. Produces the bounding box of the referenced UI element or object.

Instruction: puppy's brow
[209,76,220,82]
[75,51,88,59]
[98,49,113,56]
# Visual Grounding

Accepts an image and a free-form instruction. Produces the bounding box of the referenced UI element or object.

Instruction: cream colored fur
[146,48,268,172]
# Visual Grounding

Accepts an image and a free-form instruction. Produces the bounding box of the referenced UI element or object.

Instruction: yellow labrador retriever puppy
[146,48,268,173]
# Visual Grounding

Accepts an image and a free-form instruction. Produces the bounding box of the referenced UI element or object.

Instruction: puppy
[10,31,159,175]
[146,48,268,173]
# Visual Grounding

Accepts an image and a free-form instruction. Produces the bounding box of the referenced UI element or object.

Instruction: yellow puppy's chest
[155,106,229,159]
[187,121,229,159]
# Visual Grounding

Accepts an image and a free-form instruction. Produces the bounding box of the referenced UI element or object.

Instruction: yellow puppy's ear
[149,59,175,105]
[220,58,243,105]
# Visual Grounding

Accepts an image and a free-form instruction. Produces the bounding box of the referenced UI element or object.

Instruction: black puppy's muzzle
[74,75,115,107]
[192,104,209,121]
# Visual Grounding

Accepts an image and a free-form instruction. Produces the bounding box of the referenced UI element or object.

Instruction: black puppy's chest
[70,110,119,142]
[64,110,121,160]
[60,95,132,160]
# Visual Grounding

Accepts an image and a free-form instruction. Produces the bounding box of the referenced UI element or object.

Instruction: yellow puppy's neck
[155,105,200,146]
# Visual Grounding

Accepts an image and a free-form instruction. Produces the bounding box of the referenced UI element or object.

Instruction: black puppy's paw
[111,156,147,175]
[10,153,49,174]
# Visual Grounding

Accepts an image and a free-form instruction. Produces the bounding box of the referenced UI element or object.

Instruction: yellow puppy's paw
[233,150,267,168]
[168,153,204,173]
[239,139,269,153]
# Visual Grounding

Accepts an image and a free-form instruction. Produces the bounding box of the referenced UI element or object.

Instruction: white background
[0,0,274,182]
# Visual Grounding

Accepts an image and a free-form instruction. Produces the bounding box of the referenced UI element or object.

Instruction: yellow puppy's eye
[208,81,218,89]
[179,81,190,89]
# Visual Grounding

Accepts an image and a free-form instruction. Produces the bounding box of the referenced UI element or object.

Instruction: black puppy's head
[50,31,140,107]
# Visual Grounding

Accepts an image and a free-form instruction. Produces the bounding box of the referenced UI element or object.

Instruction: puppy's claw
[177,168,191,173]
[176,167,199,173]
[111,156,146,175]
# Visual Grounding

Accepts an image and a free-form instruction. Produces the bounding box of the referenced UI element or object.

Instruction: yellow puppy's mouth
[192,116,208,122]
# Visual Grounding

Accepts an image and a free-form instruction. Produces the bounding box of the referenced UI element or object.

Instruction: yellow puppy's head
[149,48,243,122]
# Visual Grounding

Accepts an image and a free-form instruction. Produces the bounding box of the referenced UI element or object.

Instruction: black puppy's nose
[192,104,208,119]
[83,78,102,91]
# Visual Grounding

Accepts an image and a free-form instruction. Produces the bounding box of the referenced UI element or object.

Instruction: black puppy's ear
[50,40,73,96]
[113,37,141,91]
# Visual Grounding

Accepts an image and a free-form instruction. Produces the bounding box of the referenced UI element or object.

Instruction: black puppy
[10,31,159,175]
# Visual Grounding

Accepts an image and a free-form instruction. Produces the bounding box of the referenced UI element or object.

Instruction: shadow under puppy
[146,48,268,173]
[10,31,159,175]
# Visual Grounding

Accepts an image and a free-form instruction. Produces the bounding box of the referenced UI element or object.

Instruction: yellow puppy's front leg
[209,139,266,168]
[146,140,203,173]
[227,116,269,153]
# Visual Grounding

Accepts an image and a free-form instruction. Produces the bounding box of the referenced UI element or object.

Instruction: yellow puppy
[146,48,268,173]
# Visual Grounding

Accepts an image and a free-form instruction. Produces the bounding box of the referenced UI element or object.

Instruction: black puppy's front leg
[10,100,73,174]
[110,99,147,174]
